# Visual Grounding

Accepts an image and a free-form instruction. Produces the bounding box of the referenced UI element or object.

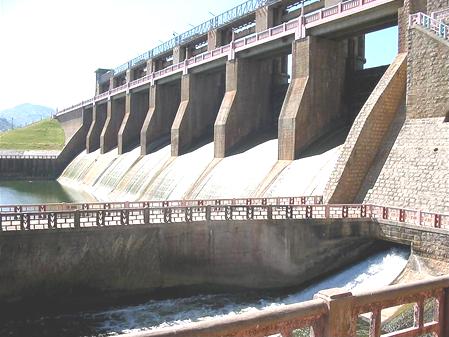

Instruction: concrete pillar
[347,36,366,72]
[86,103,107,153]
[147,59,155,74]
[255,6,274,32]
[140,81,181,155]
[208,30,222,51]
[278,36,346,160]
[171,70,225,156]
[95,69,111,96]
[126,69,133,82]
[313,289,356,337]
[100,97,126,154]
[118,90,149,154]
[214,58,274,158]
[173,46,186,64]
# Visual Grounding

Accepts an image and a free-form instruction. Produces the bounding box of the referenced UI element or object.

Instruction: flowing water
[58,127,346,202]
[0,247,409,337]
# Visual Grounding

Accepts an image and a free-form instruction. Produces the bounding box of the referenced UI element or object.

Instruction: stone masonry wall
[407,26,449,119]
[377,221,449,260]
[427,0,449,14]
[364,117,449,213]
[324,53,407,204]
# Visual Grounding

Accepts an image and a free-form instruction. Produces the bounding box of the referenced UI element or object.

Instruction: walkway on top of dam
[57,0,402,116]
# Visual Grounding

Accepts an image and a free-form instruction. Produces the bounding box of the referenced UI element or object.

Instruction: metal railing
[115,276,449,337]
[57,0,395,116]
[410,12,449,41]
[107,0,288,78]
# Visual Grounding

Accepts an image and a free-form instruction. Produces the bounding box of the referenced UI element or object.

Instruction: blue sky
[0,0,398,111]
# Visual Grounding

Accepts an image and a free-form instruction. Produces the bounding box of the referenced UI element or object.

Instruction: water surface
[0,180,94,204]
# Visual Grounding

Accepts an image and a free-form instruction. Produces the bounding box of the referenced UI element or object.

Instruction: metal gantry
[100,0,319,83]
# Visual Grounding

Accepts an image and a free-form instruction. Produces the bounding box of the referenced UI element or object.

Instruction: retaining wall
[0,218,376,308]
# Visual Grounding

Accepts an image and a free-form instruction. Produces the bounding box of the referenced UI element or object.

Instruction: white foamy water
[89,247,408,336]
[190,139,279,199]
[141,142,214,200]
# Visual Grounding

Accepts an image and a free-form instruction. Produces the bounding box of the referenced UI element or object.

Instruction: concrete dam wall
[0,218,376,308]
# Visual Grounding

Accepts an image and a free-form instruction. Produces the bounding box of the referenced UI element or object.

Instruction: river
[0,180,94,204]
[0,246,409,337]
[0,181,410,337]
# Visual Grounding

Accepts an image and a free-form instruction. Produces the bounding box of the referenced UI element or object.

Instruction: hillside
[0,104,55,129]
[0,119,65,150]
[0,118,11,132]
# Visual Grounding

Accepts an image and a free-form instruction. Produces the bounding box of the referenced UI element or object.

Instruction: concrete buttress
[171,70,225,156]
[118,91,149,154]
[278,36,346,160]
[100,97,125,154]
[86,103,107,154]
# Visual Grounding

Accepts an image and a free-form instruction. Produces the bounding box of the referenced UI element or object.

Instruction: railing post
[144,204,150,225]
[439,288,449,336]
[206,205,211,221]
[313,288,356,337]
[0,213,2,232]
[369,309,381,337]
[74,210,80,229]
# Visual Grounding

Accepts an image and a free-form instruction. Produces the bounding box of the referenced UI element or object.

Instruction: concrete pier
[214,58,274,158]
[278,37,346,160]
[118,91,149,154]
[172,69,225,156]
[100,97,125,154]
[86,103,107,153]
[140,81,181,155]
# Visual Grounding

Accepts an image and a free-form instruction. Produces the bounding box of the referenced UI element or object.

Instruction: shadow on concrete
[298,125,350,159]
[227,129,278,156]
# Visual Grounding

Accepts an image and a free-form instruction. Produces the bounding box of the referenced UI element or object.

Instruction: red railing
[57,0,395,116]
[0,195,323,214]
[0,154,58,160]
[115,276,449,337]
[0,199,447,233]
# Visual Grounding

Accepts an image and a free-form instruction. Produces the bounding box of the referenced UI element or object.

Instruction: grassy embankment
[0,119,65,151]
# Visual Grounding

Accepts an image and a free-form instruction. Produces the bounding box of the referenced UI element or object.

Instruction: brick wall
[324,54,407,204]
[364,118,449,213]
[407,26,449,118]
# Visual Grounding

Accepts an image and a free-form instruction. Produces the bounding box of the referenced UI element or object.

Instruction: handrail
[432,8,449,21]
[410,12,449,41]
[0,201,447,232]
[0,195,323,213]
[117,276,449,336]
[56,0,393,116]
[0,154,58,160]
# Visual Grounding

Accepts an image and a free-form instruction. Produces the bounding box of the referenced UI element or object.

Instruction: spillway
[59,131,344,201]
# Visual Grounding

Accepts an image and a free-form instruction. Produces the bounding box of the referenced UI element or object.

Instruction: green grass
[0,119,65,150]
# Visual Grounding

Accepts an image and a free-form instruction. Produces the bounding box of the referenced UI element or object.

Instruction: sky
[0,0,397,112]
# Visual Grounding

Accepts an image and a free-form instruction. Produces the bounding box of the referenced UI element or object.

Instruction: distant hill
[0,104,55,129]
[0,118,12,132]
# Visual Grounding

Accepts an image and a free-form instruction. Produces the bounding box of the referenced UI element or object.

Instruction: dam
[0,0,449,335]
